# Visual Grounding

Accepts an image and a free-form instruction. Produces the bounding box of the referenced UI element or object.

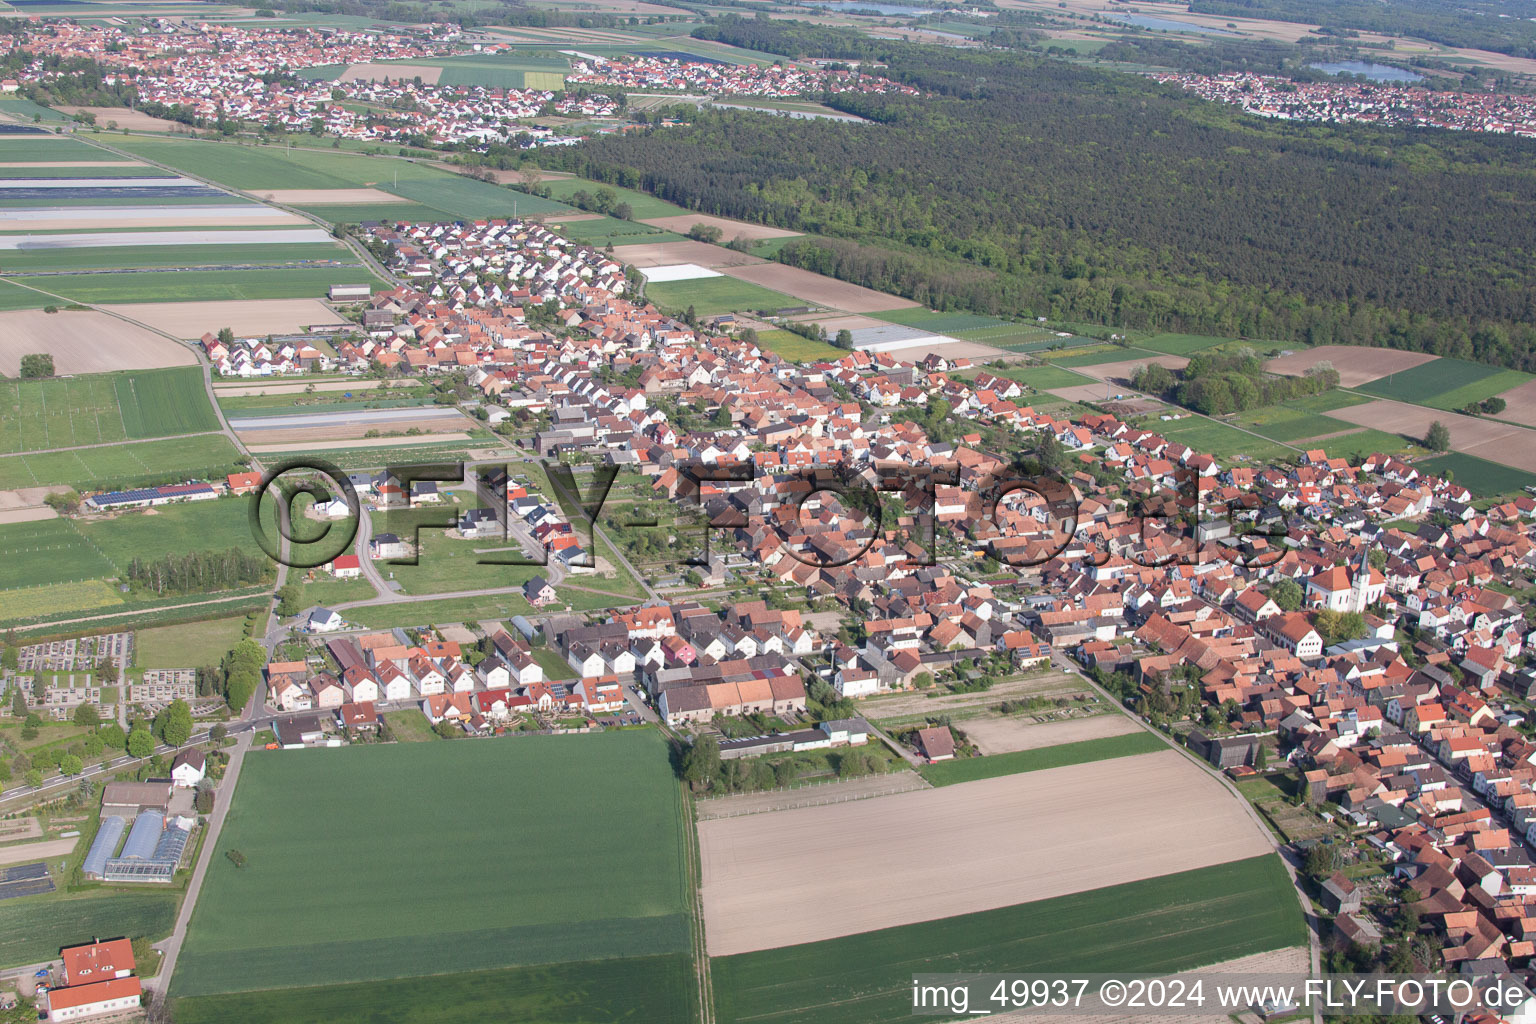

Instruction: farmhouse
[45,977,141,1022]
[171,748,206,788]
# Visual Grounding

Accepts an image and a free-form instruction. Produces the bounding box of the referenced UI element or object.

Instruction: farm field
[869,307,1009,333]
[172,954,698,1024]
[38,266,379,303]
[644,276,799,317]
[969,363,1089,391]
[721,262,914,314]
[0,240,351,272]
[698,750,1273,956]
[1133,414,1294,463]
[78,498,257,571]
[1416,452,1536,497]
[104,137,442,191]
[0,888,180,969]
[957,712,1143,755]
[1136,333,1242,355]
[1358,356,1533,409]
[710,855,1303,1024]
[0,433,243,491]
[1266,345,1437,388]
[172,732,691,996]
[135,614,249,668]
[0,578,126,623]
[549,215,681,247]
[541,178,691,220]
[1330,399,1536,474]
[0,518,114,591]
[918,731,1165,785]
[0,278,47,311]
[752,328,843,363]
[0,135,114,162]
[0,308,196,375]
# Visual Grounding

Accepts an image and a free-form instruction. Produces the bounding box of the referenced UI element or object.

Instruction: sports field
[0,518,114,591]
[0,367,216,453]
[172,731,691,997]
[644,276,800,316]
[917,731,1164,786]
[0,888,180,969]
[710,856,1303,1024]
[0,433,243,491]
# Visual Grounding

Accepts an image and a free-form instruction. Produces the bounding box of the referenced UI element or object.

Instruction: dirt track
[699,750,1272,955]
[0,309,195,374]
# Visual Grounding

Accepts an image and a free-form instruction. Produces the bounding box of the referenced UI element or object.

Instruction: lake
[1101,12,1239,35]
[1308,61,1425,83]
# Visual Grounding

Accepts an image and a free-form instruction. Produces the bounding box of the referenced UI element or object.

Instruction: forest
[556,24,1536,370]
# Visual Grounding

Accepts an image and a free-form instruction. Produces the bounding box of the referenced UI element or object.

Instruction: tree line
[554,32,1536,371]
[126,548,271,596]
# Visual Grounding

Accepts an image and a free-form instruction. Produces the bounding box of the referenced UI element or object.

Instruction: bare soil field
[0,506,58,524]
[785,313,887,332]
[7,207,305,231]
[244,431,474,453]
[641,213,800,241]
[0,486,62,510]
[539,212,603,223]
[723,262,918,313]
[612,239,765,269]
[882,339,1017,362]
[1491,377,1536,429]
[1332,399,1536,472]
[1266,345,1437,388]
[339,63,442,84]
[0,836,76,867]
[56,105,185,132]
[0,817,42,841]
[699,750,1272,956]
[989,946,1311,1024]
[695,772,930,821]
[959,712,1143,755]
[258,188,400,204]
[102,298,341,338]
[1047,382,1140,402]
[1075,354,1189,385]
[0,309,194,374]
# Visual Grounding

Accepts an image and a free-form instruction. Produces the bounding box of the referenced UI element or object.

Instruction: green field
[0,135,104,162]
[0,278,48,310]
[0,163,167,178]
[1314,428,1417,461]
[543,178,690,220]
[40,266,378,303]
[0,889,180,969]
[382,708,438,742]
[172,953,698,1024]
[289,202,446,225]
[1047,345,1141,367]
[0,241,352,272]
[0,518,115,591]
[918,731,1165,786]
[952,322,1058,348]
[105,137,432,190]
[551,215,680,247]
[135,614,250,668]
[114,367,221,436]
[1136,333,1237,355]
[385,175,573,217]
[711,856,1304,1024]
[1139,415,1295,463]
[0,433,243,491]
[1358,356,1529,409]
[869,307,1008,333]
[79,496,256,571]
[172,732,691,996]
[644,276,800,317]
[1415,452,1536,497]
[0,372,128,452]
[753,328,844,363]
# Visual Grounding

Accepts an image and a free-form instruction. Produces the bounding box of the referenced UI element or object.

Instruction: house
[45,977,142,1022]
[327,554,362,578]
[371,533,410,560]
[337,701,380,733]
[306,607,344,633]
[524,575,557,607]
[310,673,346,709]
[60,940,134,986]
[170,749,205,788]
[1266,613,1323,659]
[1321,872,1362,914]
[915,726,954,762]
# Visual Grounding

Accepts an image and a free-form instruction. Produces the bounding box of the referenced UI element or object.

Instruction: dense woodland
[126,548,271,596]
[1132,348,1340,415]
[557,24,1536,370]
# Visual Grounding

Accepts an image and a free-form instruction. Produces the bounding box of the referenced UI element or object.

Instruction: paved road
[146,731,252,1013]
